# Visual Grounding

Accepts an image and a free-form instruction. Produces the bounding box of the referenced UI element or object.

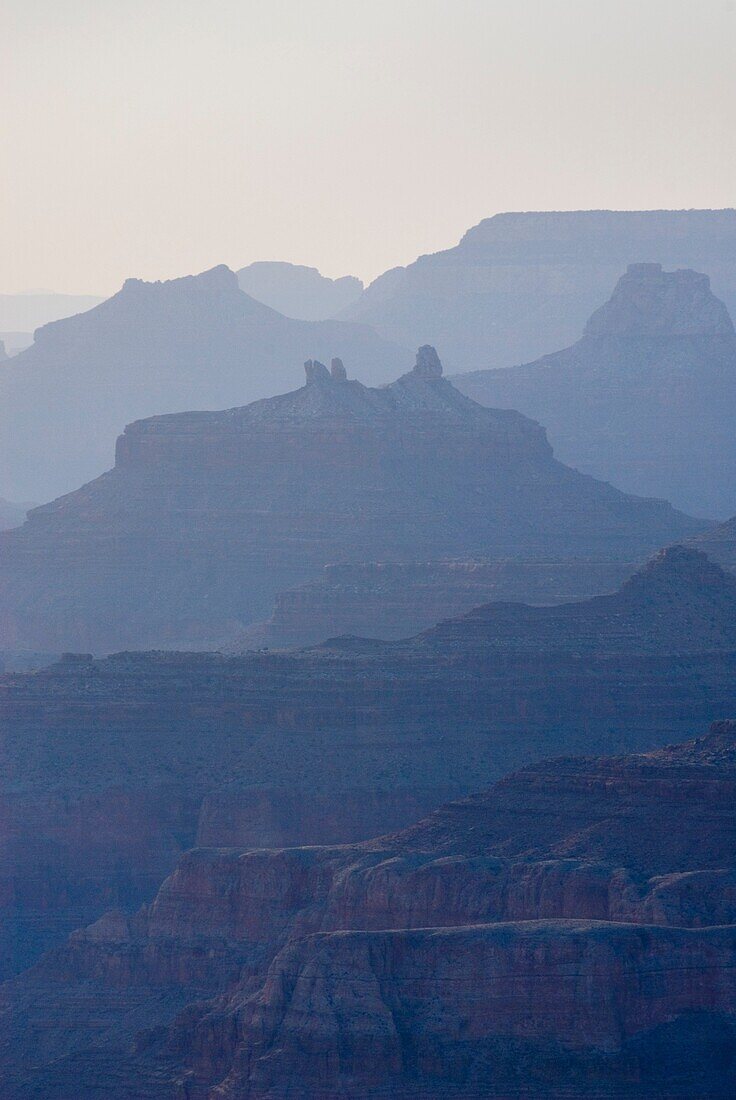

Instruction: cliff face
[0,548,735,979]
[2,720,736,1097]
[457,263,736,517]
[0,265,407,502]
[0,348,699,653]
[342,209,736,371]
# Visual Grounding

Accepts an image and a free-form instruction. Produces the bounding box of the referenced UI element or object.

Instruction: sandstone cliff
[2,720,736,1097]
[0,547,734,979]
[457,263,736,516]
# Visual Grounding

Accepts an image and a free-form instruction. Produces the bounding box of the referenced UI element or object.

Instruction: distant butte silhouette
[457,262,736,517]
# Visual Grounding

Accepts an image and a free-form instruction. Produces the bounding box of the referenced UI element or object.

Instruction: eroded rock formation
[0,547,735,980]
[457,263,736,516]
[341,209,736,370]
[0,348,701,653]
[0,265,406,501]
[236,558,637,648]
[2,720,736,1097]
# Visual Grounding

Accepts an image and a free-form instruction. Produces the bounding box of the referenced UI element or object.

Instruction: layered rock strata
[0,346,699,653]
[0,547,735,979]
[3,720,736,1096]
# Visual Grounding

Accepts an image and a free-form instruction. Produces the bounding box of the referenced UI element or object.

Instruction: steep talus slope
[0,265,406,502]
[0,547,735,979]
[341,208,736,371]
[456,263,736,516]
[2,720,736,1097]
[0,347,699,653]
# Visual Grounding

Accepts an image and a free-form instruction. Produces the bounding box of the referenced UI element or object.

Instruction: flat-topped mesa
[0,345,702,652]
[584,262,735,337]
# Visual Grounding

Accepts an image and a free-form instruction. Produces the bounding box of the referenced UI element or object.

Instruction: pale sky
[2,0,736,294]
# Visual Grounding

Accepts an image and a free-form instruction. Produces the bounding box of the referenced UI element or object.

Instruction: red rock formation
[0,548,735,980]
[2,720,736,1096]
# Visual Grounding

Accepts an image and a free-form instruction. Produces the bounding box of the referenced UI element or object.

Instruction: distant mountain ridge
[0,348,702,653]
[237,260,363,319]
[0,264,407,501]
[456,263,736,517]
[341,208,736,370]
[0,290,102,333]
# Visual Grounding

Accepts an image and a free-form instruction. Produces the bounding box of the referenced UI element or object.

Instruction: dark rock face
[341,208,736,371]
[457,263,736,517]
[3,721,736,1097]
[0,350,701,653]
[236,558,637,648]
[0,547,735,979]
[0,265,406,501]
[236,261,363,320]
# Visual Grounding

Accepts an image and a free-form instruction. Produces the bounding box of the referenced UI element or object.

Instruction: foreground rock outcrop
[457,263,736,516]
[0,346,699,653]
[0,546,735,979]
[3,720,736,1097]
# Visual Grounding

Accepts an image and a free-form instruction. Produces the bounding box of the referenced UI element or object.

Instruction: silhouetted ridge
[414,544,736,655]
[0,265,407,500]
[0,345,703,652]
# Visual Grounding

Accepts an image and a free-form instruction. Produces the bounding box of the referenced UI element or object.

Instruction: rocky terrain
[457,262,736,517]
[0,346,699,653]
[0,265,406,502]
[2,717,736,1097]
[0,546,734,982]
[341,208,736,371]
[236,558,636,648]
[237,262,363,320]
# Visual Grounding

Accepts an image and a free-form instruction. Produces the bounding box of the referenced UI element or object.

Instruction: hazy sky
[3,0,736,294]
